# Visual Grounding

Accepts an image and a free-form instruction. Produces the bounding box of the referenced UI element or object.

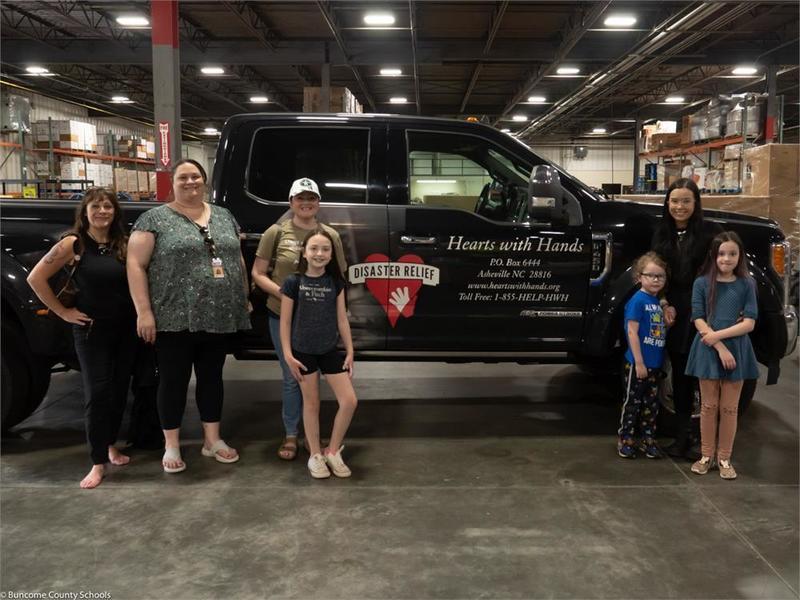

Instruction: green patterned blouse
[132,203,251,333]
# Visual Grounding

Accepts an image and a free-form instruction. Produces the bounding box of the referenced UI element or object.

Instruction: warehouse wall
[0,88,213,190]
[530,141,635,189]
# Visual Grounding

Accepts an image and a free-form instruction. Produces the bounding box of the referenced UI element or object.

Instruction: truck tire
[1,321,51,432]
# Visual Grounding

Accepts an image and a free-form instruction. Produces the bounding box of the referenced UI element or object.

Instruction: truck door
[227,121,389,353]
[384,128,592,352]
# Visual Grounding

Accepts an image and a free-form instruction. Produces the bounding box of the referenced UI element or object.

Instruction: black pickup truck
[2,114,796,429]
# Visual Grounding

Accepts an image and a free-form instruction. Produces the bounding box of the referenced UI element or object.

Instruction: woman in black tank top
[27,188,138,489]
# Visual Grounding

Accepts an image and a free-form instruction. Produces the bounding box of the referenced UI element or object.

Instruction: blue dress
[685,276,759,380]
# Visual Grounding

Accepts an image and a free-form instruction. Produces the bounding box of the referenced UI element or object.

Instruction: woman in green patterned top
[127,159,251,474]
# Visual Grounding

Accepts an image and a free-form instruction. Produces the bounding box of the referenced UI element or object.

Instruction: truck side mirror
[528,165,569,225]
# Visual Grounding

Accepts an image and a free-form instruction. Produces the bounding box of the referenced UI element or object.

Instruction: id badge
[211,257,225,279]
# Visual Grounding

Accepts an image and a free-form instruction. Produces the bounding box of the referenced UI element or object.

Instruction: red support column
[151,0,182,201]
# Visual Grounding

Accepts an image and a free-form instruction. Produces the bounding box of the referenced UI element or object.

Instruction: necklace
[87,231,111,255]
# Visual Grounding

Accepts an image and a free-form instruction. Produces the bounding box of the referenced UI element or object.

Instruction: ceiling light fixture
[380,68,403,76]
[364,13,395,26]
[249,96,269,103]
[110,96,134,104]
[389,97,408,104]
[732,66,758,75]
[116,15,149,27]
[665,96,685,103]
[556,67,580,75]
[527,96,546,103]
[203,127,219,135]
[592,128,607,134]
[501,128,511,133]
[25,66,49,74]
[200,66,225,75]
[512,115,528,122]
[603,15,637,27]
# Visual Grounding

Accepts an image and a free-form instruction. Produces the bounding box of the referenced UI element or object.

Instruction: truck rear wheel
[1,321,51,432]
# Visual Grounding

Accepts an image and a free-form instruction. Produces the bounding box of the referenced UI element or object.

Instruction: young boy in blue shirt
[618,252,669,459]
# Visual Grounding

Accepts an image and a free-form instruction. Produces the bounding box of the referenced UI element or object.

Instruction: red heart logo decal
[362,254,425,327]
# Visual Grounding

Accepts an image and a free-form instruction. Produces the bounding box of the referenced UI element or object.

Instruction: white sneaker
[307,453,331,479]
[324,446,352,478]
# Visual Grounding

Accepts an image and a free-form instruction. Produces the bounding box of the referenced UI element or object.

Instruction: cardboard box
[114,168,128,191]
[125,170,139,193]
[723,161,741,189]
[654,120,677,134]
[705,170,723,192]
[650,133,682,150]
[59,159,86,180]
[303,86,362,113]
[33,120,96,151]
[680,115,692,145]
[742,144,800,197]
[137,171,149,192]
[726,103,762,137]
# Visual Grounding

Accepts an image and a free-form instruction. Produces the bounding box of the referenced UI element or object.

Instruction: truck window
[247,127,369,204]
[406,131,532,223]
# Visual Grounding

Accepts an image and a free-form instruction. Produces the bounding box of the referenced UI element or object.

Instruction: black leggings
[155,331,229,430]
[669,349,697,420]
[73,319,138,465]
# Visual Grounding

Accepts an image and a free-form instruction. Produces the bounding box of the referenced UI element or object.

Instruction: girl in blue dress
[686,232,758,480]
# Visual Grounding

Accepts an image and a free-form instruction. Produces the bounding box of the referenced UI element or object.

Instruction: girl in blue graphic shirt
[618,252,669,459]
[280,227,358,480]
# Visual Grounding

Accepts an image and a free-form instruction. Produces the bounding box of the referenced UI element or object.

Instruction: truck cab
[214,113,795,370]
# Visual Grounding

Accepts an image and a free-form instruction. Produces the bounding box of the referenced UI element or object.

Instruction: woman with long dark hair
[651,178,722,459]
[28,188,137,488]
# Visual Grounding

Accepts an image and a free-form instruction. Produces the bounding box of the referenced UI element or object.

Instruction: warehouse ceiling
[1,0,798,142]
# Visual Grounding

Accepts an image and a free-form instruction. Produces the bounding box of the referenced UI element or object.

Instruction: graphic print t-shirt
[624,289,666,369]
[281,273,344,354]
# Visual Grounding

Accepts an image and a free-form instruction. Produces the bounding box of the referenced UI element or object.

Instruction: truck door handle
[401,235,437,245]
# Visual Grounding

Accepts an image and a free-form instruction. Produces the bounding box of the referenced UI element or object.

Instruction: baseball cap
[288,177,320,199]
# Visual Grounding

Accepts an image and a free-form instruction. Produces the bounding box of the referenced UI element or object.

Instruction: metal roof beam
[408,0,421,114]
[459,0,508,114]
[2,3,76,48]
[492,1,611,125]
[219,1,277,51]
[315,1,376,112]
[521,2,759,138]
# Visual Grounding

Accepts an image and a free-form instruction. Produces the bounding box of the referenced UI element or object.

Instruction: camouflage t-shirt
[255,220,346,315]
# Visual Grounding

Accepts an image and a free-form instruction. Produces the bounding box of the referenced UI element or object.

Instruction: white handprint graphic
[389,286,410,313]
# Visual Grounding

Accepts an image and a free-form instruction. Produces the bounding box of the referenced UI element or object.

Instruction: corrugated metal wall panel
[530,142,634,188]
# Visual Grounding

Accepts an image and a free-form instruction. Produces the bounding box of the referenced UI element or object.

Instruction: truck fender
[582,266,637,357]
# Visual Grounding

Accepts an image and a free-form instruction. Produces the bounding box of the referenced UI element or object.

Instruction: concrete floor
[1,352,798,599]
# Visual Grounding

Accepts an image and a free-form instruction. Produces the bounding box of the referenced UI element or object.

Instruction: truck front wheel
[1,321,51,431]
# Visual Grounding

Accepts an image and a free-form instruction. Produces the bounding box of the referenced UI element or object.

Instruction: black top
[651,220,723,353]
[281,273,344,354]
[72,235,135,321]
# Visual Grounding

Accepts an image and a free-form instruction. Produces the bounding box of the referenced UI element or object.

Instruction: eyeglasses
[197,225,217,257]
[641,272,666,282]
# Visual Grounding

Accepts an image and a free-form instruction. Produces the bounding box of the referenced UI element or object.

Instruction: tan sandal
[277,436,298,461]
